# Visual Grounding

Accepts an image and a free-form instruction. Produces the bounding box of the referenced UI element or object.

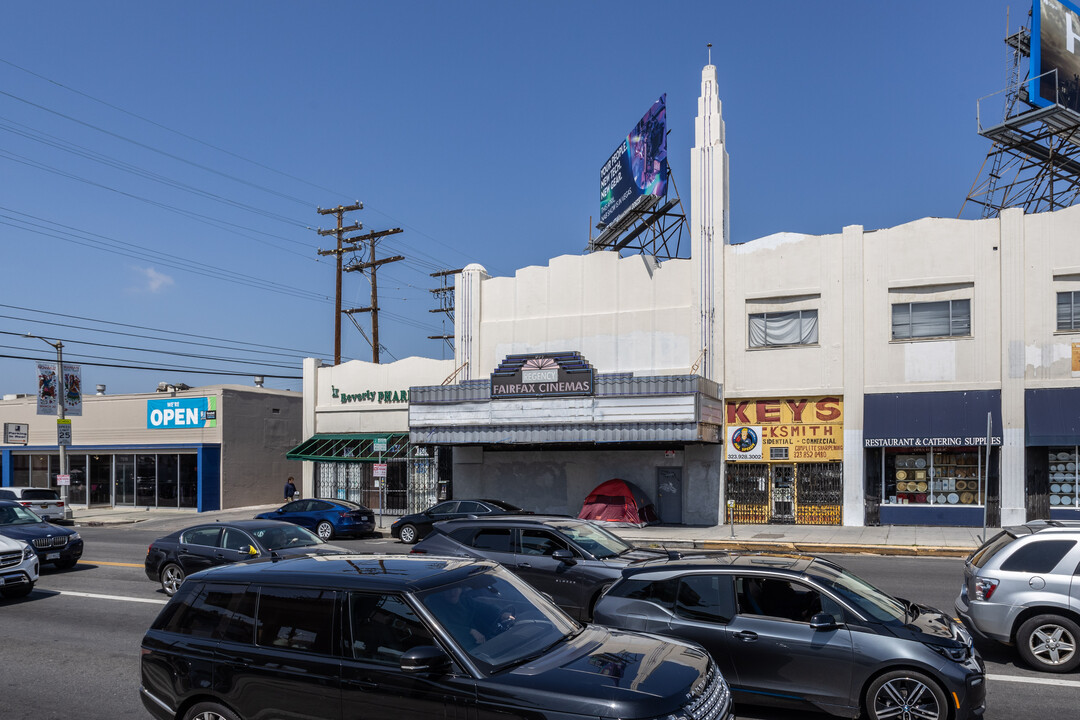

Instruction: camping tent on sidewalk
[577,478,659,527]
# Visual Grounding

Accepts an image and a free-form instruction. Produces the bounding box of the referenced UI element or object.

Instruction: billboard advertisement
[146,397,218,429]
[599,95,668,227]
[1032,0,1080,111]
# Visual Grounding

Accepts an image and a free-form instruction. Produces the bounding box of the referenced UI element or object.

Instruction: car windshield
[416,565,580,674]
[249,524,323,550]
[545,520,633,559]
[809,560,908,624]
[0,504,44,525]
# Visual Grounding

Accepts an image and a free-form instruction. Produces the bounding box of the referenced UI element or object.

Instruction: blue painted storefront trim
[1050,507,1080,520]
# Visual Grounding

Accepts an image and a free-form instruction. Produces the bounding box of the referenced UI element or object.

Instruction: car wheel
[399,523,418,544]
[160,563,186,596]
[1017,614,1080,672]
[0,582,34,599]
[183,701,241,720]
[316,521,335,541]
[865,669,947,720]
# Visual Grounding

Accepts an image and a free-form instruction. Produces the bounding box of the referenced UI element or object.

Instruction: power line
[0,352,301,380]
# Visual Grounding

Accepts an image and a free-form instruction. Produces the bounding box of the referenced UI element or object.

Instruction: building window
[1057,291,1080,331]
[891,299,970,340]
[749,310,818,347]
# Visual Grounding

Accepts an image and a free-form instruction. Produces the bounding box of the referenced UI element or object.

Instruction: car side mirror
[400,645,452,675]
[276,508,285,514]
[242,545,258,556]
[809,612,838,630]
[551,549,575,563]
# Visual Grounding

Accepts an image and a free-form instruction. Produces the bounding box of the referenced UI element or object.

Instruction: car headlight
[925,642,969,662]
[22,543,35,561]
[68,532,81,541]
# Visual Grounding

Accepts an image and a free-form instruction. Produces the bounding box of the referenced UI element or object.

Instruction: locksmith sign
[147,397,218,429]
[726,396,844,462]
[490,352,595,399]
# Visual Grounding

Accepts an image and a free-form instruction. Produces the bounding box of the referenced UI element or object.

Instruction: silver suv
[955,520,1080,672]
[0,532,39,599]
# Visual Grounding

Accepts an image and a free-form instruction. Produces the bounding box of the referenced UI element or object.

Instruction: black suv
[594,553,985,720]
[409,514,674,621]
[139,554,732,720]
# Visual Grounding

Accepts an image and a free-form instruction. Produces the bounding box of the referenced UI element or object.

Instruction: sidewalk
[70,505,991,557]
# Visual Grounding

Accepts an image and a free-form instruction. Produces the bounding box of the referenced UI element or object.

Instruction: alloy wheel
[161,564,185,596]
[1028,622,1077,667]
[317,521,334,540]
[871,675,942,720]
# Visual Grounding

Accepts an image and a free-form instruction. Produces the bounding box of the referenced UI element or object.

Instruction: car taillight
[410,548,426,554]
[147,545,153,556]
[56,501,65,507]
[974,577,999,601]
[19,501,32,506]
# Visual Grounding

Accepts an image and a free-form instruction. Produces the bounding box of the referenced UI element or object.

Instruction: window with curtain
[891,299,970,340]
[749,310,818,347]
[1057,291,1080,331]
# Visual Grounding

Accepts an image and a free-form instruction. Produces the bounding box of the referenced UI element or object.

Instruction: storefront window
[882,449,987,506]
[136,455,157,506]
[11,455,29,485]
[31,454,50,488]
[115,455,135,505]
[89,454,111,505]
[178,455,198,509]
[1047,448,1079,508]
[68,454,87,504]
[157,454,179,508]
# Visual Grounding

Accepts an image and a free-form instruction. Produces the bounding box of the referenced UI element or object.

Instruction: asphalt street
[1,523,1077,720]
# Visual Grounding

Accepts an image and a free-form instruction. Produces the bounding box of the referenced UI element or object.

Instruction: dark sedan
[409,515,674,622]
[254,497,375,540]
[144,519,349,595]
[391,498,527,544]
[0,500,82,569]
[593,553,985,720]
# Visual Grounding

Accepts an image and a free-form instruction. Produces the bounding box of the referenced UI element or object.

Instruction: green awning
[286,433,410,462]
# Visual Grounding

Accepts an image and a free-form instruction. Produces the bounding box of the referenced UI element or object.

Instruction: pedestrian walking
[284,476,298,501]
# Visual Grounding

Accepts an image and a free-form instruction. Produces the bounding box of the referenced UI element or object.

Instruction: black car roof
[620,552,821,578]
[163,519,311,538]
[188,553,499,592]
[433,514,575,527]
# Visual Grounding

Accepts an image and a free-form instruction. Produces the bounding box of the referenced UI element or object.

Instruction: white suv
[0,486,73,524]
[0,533,39,599]
[955,520,1080,672]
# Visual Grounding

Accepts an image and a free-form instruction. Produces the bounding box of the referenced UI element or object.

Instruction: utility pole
[428,268,463,355]
[343,228,404,363]
[316,203,363,365]
[26,334,67,507]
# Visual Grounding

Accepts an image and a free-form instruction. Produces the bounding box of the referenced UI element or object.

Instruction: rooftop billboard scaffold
[1032,0,1080,112]
[598,94,668,227]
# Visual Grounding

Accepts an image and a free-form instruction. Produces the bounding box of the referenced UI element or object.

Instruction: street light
[25,333,68,507]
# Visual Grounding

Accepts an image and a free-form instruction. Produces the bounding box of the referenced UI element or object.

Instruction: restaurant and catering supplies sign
[36,362,83,416]
[599,95,668,226]
[726,396,843,461]
[490,352,595,399]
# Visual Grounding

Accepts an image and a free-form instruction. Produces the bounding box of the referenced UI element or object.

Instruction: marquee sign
[490,352,595,399]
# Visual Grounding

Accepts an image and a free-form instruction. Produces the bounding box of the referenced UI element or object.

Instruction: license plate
[47,552,60,560]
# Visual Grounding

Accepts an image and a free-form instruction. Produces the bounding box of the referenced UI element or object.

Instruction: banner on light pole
[35,362,82,416]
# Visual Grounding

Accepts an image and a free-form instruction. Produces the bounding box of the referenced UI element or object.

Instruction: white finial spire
[707,42,712,65]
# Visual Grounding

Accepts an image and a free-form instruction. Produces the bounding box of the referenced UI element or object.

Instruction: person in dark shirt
[283,477,298,501]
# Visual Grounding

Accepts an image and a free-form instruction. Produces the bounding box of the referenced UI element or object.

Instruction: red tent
[577,478,659,527]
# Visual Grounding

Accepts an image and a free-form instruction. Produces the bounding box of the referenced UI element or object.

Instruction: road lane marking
[988,673,1080,688]
[53,590,167,605]
[83,560,144,567]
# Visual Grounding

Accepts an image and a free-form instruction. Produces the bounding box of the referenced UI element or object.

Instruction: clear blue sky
[0,1,1020,395]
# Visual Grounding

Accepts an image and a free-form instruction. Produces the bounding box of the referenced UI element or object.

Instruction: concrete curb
[634,538,975,558]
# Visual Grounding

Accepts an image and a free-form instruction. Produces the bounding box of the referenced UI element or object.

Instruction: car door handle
[733,631,758,642]
[518,562,532,569]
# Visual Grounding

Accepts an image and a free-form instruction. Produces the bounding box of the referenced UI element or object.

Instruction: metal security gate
[795,462,843,525]
[726,463,770,524]
[407,446,441,514]
[315,460,408,515]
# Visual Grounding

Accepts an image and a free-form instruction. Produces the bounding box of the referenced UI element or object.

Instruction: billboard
[599,95,668,227]
[1032,0,1080,111]
[146,397,218,429]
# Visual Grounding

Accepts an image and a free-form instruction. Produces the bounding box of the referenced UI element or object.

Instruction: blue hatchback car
[255,498,376,540]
